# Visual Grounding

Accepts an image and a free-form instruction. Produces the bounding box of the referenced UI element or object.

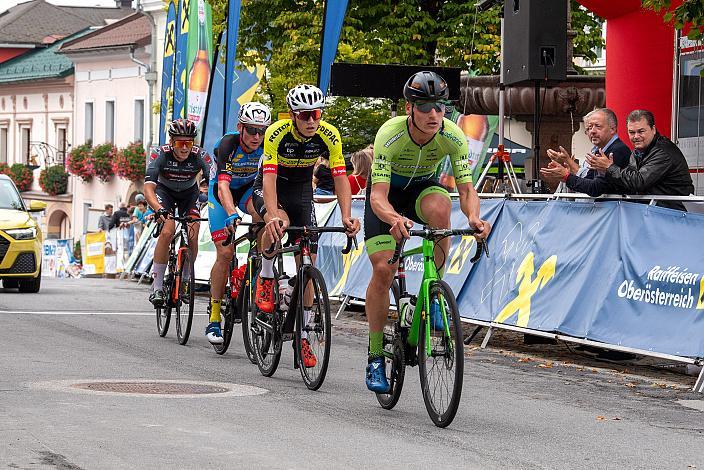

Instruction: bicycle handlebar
[152,215,208,238]
[222,222,264,247]
[263,226,357,256]
[387,227,488,265]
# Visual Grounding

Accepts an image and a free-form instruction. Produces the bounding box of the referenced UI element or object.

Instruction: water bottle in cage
[230,264,246,299]
[399,295,416,328]
[279,275,296,311]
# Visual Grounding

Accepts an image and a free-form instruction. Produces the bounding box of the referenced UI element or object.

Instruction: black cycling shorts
[364,179,450,255]
[251,180,318,254]
[155,183,200,218]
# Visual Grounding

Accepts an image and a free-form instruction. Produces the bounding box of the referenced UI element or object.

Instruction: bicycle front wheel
[156,305,171,337]
[175,248,195,345]
[418,280,464,428]
[296,267,331,391]
[240,260,259,363]
[252,270,281,377]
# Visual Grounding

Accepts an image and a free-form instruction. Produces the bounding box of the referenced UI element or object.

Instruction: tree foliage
[642,0,704,41]
[207,0,604,151]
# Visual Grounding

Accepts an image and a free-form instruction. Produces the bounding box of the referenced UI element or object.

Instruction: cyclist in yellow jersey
[363,71,492,392]
[250,84,360,367]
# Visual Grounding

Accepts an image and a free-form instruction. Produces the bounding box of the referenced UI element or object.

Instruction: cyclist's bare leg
[188,221,200,261]
[365,250,398,334]
[154,219,176,264]
[419,192,452,273]
[210,241,234,301]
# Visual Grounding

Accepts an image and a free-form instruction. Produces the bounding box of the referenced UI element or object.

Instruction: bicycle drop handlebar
[152,215,209,238]
[387,227,489,265]
[264,226,357,256]
[221,222,265,247]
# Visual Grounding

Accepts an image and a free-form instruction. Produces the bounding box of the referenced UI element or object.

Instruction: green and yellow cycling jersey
[261,119,346,184]
[371,116,472,188]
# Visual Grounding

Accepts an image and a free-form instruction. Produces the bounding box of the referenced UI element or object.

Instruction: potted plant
[66,143,93,183]
[88,143,116,183]
[114,142,146,182]
[9,163,33,192]
[39,165,69,196]
[0,162,10,176]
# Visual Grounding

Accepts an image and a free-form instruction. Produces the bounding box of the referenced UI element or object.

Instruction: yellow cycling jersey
[261,119,346,183]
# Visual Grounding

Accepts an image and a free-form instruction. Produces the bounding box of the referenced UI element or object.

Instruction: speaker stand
[530,79,546,194]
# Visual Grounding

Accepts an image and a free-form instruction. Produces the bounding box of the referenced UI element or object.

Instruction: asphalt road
[0,278,702,469]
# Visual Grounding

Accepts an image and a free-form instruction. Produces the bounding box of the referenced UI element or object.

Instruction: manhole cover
[72,381,229,395]
[31,380,267,398]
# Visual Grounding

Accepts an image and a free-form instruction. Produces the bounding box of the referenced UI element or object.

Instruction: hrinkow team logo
[494,252,557,327]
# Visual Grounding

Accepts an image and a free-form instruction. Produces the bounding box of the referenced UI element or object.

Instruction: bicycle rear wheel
[376,281,405,409]
[418,280,464,428]
[175,248,195,345]
[296,267,331,391]
[240,260,259,363]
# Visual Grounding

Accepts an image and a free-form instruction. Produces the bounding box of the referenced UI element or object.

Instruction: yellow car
[0,174,46,292]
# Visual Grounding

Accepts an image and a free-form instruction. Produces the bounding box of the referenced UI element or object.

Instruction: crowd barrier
[315,194,704,393]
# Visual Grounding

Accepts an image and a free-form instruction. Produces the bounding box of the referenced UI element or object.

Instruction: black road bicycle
[247,225,355,390]
[153,215,207,345]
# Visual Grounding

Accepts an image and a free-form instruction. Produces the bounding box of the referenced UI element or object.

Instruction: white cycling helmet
[286,84,325,111]
[238,102,272,126]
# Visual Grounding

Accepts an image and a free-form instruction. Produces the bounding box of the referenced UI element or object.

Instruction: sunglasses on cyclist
[244,125,266,136]
[293,109,323,121]
[414,101,446,113]
[172,139,194,149]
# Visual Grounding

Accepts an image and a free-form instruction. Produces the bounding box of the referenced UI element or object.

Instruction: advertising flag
[159,0,177,145]
[173,0,191,120]
[186,0,213,129]
[318,0,349,94]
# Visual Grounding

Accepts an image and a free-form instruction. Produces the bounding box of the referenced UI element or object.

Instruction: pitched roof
[0,0,131,46]
[60,12,151,52]
[0,29,90,84]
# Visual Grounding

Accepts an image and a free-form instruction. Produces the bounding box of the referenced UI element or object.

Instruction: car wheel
[2,278,19,289]
[18,270,41,293]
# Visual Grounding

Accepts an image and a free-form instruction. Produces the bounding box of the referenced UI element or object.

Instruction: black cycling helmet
[168,118,198,138]
[403,71,449,103]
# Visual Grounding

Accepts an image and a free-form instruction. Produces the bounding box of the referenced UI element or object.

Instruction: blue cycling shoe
[205,321,223,344]
[365,357,390,393]
[430,299,445,331]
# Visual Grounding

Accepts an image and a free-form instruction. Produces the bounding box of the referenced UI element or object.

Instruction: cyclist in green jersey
[363,71,492,392]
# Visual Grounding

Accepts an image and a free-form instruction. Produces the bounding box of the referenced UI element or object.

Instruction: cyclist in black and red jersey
[144,118,215,307]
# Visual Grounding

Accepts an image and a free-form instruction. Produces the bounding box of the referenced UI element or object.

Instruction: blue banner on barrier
[316,197,704,359]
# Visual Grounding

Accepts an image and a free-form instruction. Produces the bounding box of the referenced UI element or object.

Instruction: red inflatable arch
[577,0,679,139]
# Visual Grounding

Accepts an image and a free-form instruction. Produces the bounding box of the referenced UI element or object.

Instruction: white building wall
[69,51,150,235]
[0,81,73,191]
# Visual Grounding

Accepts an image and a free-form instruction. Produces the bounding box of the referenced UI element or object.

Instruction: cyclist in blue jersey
[204,102,272,344]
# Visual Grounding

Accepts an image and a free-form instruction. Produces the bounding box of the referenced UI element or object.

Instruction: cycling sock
[209,298,221,323]
[301,309,312,340]
[369,331,384,358]
[153,263,167,291]
[260,256,274,278]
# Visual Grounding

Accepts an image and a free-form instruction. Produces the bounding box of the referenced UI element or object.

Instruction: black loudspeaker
[503,0,567,86]
[330,63,461,101]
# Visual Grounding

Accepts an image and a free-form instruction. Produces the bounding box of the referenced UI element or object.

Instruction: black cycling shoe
[149,290,165,308]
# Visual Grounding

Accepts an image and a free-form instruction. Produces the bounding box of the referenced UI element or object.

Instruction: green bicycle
[377,227,487,428]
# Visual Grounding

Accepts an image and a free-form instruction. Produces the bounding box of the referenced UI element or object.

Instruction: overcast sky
[1,0,132,12]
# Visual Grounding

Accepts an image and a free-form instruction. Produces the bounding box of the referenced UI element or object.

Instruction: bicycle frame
[395,238,445,357]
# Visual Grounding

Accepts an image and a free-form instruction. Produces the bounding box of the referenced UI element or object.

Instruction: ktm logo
[494,252,557,327]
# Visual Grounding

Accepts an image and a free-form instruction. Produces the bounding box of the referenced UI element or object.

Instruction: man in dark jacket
[540,108,631,195]
[587,109,694,211]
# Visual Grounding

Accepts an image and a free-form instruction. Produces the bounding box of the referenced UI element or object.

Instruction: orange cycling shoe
[255,276,276,313]
[300,338,317,368]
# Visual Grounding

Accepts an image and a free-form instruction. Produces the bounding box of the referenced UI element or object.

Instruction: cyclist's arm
[333,173,352,219]
[261,129,280,222]
[262,172,278,222]
[456,182,481,225]
[144,149,164,212]
[215,138,238,216]
[369,182,402,225]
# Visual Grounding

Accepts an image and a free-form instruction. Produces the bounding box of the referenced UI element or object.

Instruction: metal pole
[532,80,541,188]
